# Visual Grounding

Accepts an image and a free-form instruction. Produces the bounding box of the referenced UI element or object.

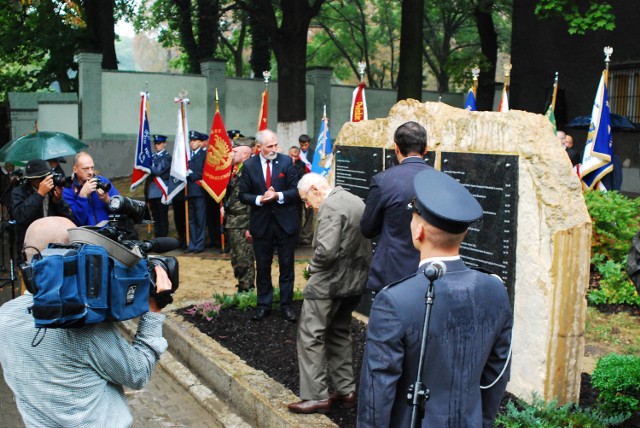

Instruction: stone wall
[335,100,592,404]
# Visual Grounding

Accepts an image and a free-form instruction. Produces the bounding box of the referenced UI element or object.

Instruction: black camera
[51,171,73,188]
[95,178,112,193]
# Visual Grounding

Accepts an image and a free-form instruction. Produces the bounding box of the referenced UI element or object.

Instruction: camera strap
[68,227,141,268]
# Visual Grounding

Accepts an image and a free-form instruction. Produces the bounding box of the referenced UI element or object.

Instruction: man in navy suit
[147,134,171,237]
[185,131,208,254]
[360,121,432,292]
[239,129,300,322]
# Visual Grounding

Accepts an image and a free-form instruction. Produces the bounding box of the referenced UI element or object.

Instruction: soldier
[223,138,255,291]
[148,135,171,237]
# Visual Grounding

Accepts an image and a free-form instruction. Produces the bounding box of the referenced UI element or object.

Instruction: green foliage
[591,354,640,418]
[534,0,616,35]
[584,191,640,306]
[495,393,625,427]
[210,288,304,313]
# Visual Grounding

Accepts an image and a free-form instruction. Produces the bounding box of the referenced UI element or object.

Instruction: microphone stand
[407,273,437,428]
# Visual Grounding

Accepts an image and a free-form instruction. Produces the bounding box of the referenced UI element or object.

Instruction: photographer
[11,159,76,254]
[62,151,120,226]
[0,216,175,428]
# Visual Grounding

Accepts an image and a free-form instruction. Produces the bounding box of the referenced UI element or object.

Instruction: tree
[248,0,272,78]
[534,0,615,34]
[218,10,249,77]
[236,0,326,135]
[472,0,499,110]
[397,0,424,101]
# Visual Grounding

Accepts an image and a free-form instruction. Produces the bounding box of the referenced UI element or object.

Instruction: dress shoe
[251,308,271,321]
[193,249,203,254]
[282,307,297,323]
[287,398,332,414]
[184,248,194,254]
[330,391,356,408]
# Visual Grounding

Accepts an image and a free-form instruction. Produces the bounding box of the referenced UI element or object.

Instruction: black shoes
[251,308,271,321]
[282,307,297,323]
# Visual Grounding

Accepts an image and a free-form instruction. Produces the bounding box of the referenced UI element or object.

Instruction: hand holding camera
[79,177,112,199]
[36,175,55,197]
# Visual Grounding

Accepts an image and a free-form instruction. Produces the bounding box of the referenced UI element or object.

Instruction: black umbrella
[566,113,636,130]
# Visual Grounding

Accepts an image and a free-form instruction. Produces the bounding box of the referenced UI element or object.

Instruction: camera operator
[62,151,120,226]
[11,159,76,255]
[0,216,175,428]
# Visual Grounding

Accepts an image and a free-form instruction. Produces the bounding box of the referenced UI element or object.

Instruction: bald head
[23,217,76,261]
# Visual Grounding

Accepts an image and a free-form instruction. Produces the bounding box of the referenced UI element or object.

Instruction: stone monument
[333,99,592,404]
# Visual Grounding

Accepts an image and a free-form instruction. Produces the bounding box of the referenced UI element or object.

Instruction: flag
[545,72,559,133]
[130,92,152,190]
[257,88,268,131]
[163,99,190,204]
[201,108,233,203]
[581,70,613,190]
[498,83,509,112]
[311,114,332,177]
[350,82,368,122]
[464,88,477,111]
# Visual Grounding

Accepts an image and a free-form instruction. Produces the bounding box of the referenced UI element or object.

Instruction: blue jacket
[186,149,206,198]
[148,150,172,200]
[62,175,120,226]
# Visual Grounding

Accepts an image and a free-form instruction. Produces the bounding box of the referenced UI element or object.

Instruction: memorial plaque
[335,146,382,201]
[384,149,435,169]
[440,152,518,303]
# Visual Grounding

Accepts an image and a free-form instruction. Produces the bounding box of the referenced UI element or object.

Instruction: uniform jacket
[360,157,432,291]
[148,150,171,200]
[358,258,513,428]
[186,149,206,198]
[11,182,76,249]
[305,186,372,299]
[62,175,120,226]
[238,153,300,238]
[224,164,250,229]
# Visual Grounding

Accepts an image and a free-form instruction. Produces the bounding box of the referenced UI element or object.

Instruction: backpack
[26,243,150,329]
[627,230,640,295]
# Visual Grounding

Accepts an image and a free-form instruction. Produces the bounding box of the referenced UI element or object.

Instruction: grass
[586,306,640,355]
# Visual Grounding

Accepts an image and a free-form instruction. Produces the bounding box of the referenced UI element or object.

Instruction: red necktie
[265,160,271,189]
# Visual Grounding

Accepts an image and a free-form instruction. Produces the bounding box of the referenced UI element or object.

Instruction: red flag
[257,88,268,131]
[498,83,510,112]
[350,82,368,122]
[201,109,232,203]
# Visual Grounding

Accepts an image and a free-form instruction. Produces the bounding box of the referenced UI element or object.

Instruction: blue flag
[311,116,332,177]
[130,92,153,190]
[464,88,477,111]
[581,71,613,190]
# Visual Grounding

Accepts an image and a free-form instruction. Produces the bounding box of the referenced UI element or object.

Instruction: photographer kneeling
[11,159,76,256]
[0,216,175,428]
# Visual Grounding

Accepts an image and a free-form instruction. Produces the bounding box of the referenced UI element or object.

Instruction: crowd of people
[0,121,514,427]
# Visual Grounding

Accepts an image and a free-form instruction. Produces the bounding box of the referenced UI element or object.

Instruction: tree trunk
[173,0,200,73]
[82,0,118,70]
[271,28,308,123]
[249,0,272,77]
[397,0,424,101]
[473,0,498,111]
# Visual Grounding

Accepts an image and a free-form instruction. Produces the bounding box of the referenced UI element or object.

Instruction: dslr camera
[51,170,73,188]
[20,195,179,329]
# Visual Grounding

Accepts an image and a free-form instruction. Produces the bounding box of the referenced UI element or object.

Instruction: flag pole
[472,67,480,96]
[215,87,227,253]
[604,46,613,81]
[551,71,559,112]
[179,91,190,247]
[358,61,366,83]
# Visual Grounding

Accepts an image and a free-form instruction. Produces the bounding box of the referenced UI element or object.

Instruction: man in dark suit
[239,129,300,322]
[185,131,208,254]
[360,121,431,292]
[358,169,513,427]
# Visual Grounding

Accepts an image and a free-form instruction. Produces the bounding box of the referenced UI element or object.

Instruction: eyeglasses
[301,187,312,203]
[407,197,422,216]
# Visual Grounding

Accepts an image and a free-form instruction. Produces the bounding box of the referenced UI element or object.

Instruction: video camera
[20,195,179,329]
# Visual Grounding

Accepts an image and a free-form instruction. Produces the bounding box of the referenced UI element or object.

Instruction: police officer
[185,131,208,254]
[358,169,513,428]
[223,138,255,291]
[148,135,172,237]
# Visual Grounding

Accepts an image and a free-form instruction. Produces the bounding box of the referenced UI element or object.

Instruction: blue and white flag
[163,98,190,204]
[130,92,152,190]
[311,114,332,177]
[464,88,477,111]
[581,70,613,190]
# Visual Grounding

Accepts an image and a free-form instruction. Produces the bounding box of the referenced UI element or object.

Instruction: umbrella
[566,113,636,130]
[0,131,88,163]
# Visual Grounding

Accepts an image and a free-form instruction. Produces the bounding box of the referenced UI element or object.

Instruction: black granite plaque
[384,149,435,169]
[335,146,382,201]
[440,152,518,304]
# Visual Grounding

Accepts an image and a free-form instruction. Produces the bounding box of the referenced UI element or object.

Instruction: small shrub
[587,254,640,306]
[184,301,222,321]
[211,288,304,311]
[495,393,625,427]
[591,353,640,418]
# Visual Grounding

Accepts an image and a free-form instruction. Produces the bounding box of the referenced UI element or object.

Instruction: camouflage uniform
[224,164,255,291]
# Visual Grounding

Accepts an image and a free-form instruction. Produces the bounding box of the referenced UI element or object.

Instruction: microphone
[139,237,180,253]
[423,260,446,282]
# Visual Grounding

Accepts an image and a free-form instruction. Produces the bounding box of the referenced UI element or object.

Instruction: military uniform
[148,135,171,237]
[224,150,255,291]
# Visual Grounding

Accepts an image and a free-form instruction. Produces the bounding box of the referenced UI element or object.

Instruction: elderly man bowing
[288,173,372,414]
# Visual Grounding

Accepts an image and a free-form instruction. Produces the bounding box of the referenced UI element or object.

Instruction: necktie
[265,160,271,189]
